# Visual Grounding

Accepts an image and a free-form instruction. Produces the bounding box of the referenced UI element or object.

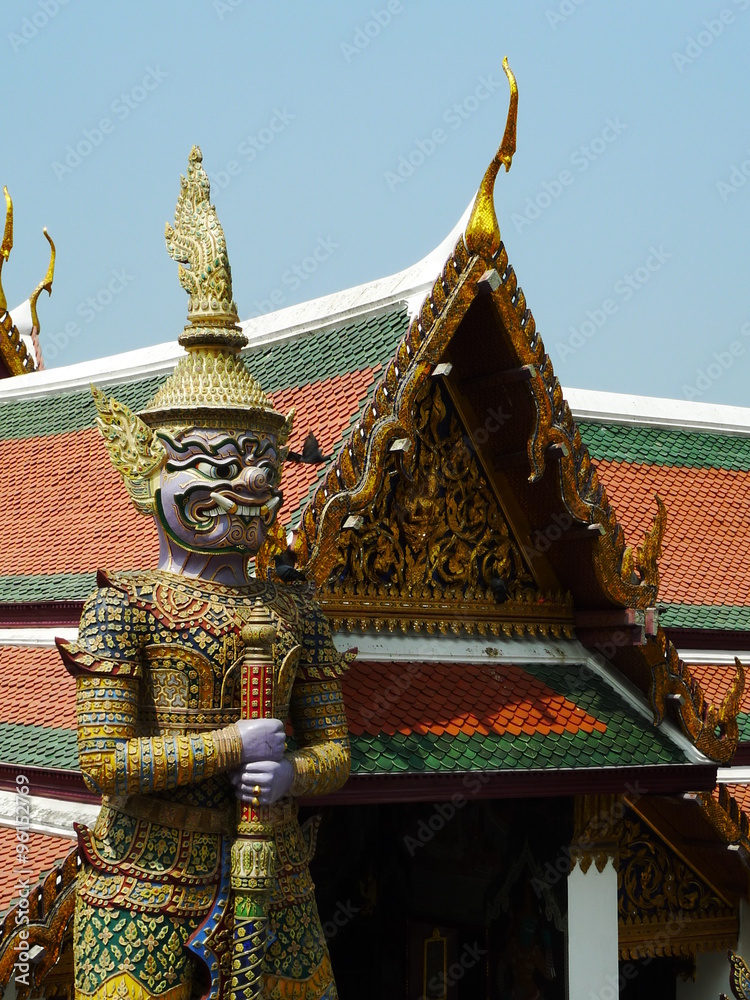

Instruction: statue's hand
[235,718,286,763]
[229,758,294,804]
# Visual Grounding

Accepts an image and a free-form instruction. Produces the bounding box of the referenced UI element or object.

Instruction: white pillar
[567,858,620,1000]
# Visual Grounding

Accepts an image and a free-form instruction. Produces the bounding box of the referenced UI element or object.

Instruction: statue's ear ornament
[91,384,166,515]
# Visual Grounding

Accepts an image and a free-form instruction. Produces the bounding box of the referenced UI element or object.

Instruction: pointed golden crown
[140,146,292,439]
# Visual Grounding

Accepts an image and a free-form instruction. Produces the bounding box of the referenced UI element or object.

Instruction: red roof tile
[597,461,750,607]
[721,782,750,815]
[0,827,73,911]
[270,367,380,518]
[0,367,379,579]
[688,662,750,717]
[342,661,606,738]
[688,663,746,710]
[0,647,75,728]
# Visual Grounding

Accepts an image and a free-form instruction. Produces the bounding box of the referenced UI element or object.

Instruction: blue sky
[3,1,750,405]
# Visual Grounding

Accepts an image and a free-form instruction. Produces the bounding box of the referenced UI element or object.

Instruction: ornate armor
[59,571,351,999]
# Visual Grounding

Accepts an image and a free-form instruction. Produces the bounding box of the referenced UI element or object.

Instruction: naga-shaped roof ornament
[465,56,518,259]
[0,186,55,375]
[136,145,292,437]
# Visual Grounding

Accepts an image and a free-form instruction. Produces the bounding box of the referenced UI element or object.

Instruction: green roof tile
[0,572,96,603]
[738,713,750,743]
[579,421,750,471]
[0,659,687,779]
[0,307,407,443]
[660,604,750,631]
[0,724,78,770]
[347,662,688,775]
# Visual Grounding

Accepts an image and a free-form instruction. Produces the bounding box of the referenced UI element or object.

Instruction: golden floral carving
[570,794,622,874]
[617,813,737,960]
[318,377,572,634]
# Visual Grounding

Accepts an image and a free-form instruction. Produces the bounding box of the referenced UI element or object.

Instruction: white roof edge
[3,199,750,438]
[566,387,750,436]
[0,202,474,404]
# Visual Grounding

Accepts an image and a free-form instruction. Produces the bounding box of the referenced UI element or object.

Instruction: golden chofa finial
[29,230,56,331]
[465,57,518,259]
[164,145,246,351]
[0,186,55,322]
[0,187,15,314]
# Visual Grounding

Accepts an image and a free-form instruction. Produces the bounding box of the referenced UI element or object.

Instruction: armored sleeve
[286,598,355,797]
[57,584,243,796]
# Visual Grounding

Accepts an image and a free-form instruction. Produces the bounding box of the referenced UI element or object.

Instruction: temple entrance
[306,798,570,999]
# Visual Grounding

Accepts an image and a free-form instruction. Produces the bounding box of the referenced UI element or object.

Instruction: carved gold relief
[570,794,622,874]
[617,812,738,960]
[0,184,55,376]
[297,60,665,623]
[697,784,750,853]
[318,377,572,635]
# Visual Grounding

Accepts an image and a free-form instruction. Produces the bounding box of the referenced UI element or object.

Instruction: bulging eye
[216,461,240,479]
[193,460,240,479]
[258,460,277,483]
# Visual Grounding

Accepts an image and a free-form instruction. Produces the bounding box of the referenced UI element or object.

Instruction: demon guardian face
[155,427,283,555]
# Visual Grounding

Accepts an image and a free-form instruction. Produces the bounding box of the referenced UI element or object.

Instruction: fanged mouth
[196,492,282,521]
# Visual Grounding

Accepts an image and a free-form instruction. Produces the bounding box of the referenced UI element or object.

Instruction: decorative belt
[111,794,235,834]
[106,794,298,834]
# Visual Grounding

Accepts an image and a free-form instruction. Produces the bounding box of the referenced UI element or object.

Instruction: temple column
[567,794,621,999]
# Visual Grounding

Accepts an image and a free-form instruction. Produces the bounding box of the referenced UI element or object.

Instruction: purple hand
[229,758,294,804]
[235,718,286,764]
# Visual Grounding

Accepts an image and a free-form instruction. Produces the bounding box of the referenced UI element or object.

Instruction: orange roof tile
[0,647,76,728]
[685,660,750,746]
[721,783,750,815]
[270,367,379,518]
[0,367,379,580]
[342,661,607,738]
[0,827,73,911]
[688,663,749,713]
[0,426,156,578]
[597,461,750,607]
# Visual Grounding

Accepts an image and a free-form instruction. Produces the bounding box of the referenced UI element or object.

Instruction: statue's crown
[140,146,291,439]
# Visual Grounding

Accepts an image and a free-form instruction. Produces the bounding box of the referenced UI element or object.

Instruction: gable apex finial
[465,57,518,258]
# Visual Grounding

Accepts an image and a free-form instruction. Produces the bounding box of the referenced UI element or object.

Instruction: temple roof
[0,101,748,903]
[0,639,706,805]
[2,314,750,632]
[0,202,747,778]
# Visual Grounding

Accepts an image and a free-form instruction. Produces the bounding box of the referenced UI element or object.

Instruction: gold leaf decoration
[324,378,532,601]
[91,384,165,515]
